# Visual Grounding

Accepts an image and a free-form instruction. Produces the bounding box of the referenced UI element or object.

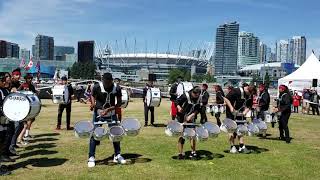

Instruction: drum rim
[3,93,32,121]
[121,119,141,130]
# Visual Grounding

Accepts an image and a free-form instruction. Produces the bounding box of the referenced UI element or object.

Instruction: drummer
[257,83,270,138]
[169,76,183,120]
[225,83,256,153]
[88,73,126,168]
[213,85,225,126]
[143,81,155,126]
[56,76,74,130]
[175,86,201,159]
[0,72,12,176]
[273,85,292,143]
[17,73,38,144]
[199,84,209,124]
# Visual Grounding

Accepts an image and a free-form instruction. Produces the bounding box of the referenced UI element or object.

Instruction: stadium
[95,42,214,81]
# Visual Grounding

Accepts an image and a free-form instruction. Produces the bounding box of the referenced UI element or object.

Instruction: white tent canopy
[278,53,320,92]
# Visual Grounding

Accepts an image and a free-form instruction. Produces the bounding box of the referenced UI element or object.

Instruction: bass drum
[176,82,193,97]
[3,91,41,122]
[146,88,161,107]
[121,89,129,108]
[114,89,129,108]
[52,85,69,104]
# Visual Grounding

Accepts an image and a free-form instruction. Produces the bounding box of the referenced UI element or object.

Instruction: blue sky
[0,0,319,55]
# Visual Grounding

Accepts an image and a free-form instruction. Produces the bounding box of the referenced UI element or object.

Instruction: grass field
[2,99,320,180]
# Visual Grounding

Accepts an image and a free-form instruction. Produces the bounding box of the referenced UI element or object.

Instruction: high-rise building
[238,32,259,67]
[214,22,239,75]
[54,46,75,61]
[276,40,289,62]
[20,48,30,60]
[32,45,35,57]
[11,43,19,58]
[0,40,7,58]
[259,43,267,63]
[0,40,19,58]
[289,36,306,65]
[78,41,94,63]
[34,34,54,60]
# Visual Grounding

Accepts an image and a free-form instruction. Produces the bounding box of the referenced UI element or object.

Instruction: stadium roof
[239,62,300,71]
[103,53,208,61]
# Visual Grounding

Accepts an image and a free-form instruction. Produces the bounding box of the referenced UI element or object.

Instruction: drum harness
[183,91,201,125]
[233,87,251,123]
[96,82,119,125]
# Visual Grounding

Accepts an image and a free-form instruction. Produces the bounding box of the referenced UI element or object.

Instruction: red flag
[25,58,33,71]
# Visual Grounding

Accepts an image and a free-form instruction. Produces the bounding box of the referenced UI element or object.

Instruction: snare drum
[74,121,94,138]
[121,118,141,136]
[183,128,196,139]
[195,126,209,141]
[3,91,41,122]
[236,124,248,136]
[146,88,161,107]
[202,122,220,138]
[165,120,183,137]
[176,82,193,97]
[93,127,108,141]
[247,123,260,136]
[52,85,69,104]
[109,126,125,142]
[220,118,237,133]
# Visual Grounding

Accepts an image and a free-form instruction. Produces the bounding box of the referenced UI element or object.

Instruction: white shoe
[87,156,95,168]
[113,154,126,164]
[229,146,238,154]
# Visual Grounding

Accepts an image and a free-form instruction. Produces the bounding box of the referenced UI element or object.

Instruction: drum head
[183,128,196,139]
[3,93,30,121]
[203,122,220,137]
[93,127,108,141]
[146,89,152,106]
[74,121,94,138]
[222,118,237,131]
[109,126,125,136]
[121,118,141,136]
[195,126,209,141]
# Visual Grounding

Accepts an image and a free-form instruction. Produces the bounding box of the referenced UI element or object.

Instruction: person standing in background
[199,84,209,124]
[310,89,319,115]
[292,92,300,113]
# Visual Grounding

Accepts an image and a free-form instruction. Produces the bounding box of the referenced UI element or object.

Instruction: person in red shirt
[17,73,38,144]
[292,92,300,113]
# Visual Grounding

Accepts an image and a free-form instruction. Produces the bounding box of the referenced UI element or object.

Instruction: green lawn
[2,99,320,180]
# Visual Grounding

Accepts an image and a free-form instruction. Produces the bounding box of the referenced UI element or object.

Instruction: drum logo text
[9,96,26,101]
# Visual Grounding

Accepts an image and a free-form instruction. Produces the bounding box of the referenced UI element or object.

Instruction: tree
[264,72,270,88]
[70,62,96,79]
[168,68,191,83]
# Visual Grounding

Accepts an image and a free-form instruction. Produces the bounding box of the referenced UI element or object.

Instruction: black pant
[279,112,290,139]
[144,103,154,125]
[3,122,15,154]
[293,106,298,113]
[76,90,81,102]
[311,104,319,115]
[11,121,24,146]
[200,106,207,124]
[57,103,72,128]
